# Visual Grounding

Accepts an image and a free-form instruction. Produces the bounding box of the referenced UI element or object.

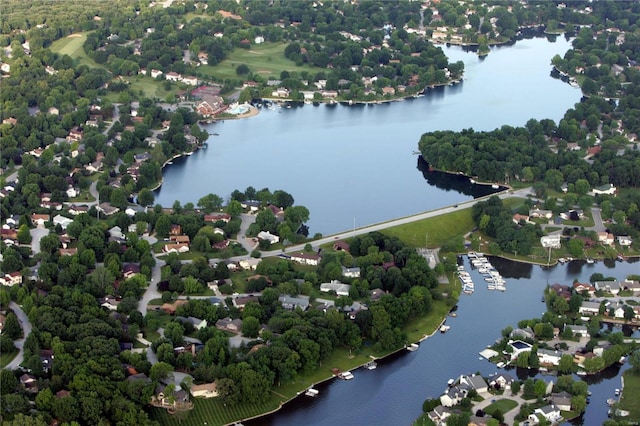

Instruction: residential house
[238,258,261,270]
[256,230,279,244]
[427,405,451,425]
[460,374,488,393]
[566,324,589,338]
[290,252,321,266]
[622,279,640,294]
[320,280,351,296]
[204,213,231,223]
[31,213,49,226]
[579,301,601,316]
[279,295,310,311]
[510,327,535,340]
[190,382,218,398]
[59,248,78,256]
[182,76,198,86]
[617,235,633,247]
[108,226,125,240]
[512,213,530,224]
[594,280,621,295]
[215,317,243,333]
[487,373,514,390]
[162,243,189,254]
[538,348,562,366]
[508,340,533,361]
[123,263,141,279]
[152,384,192,411]
[540,235,561,249]
[68,204,89,215]
[333,240,350,252]
[272,87,290,98]
[597,232,615,246]
[572,282,595,296]
[20,373,38,392]
[177,316,208,330]
[170,224,182,236]
[100,296,120,311]
[166,72,181,82]
[169,235,190,244]
[341,266,361,278]
[0,272,23,287]
[591,183,616,196]
[97,203,120,216]
[440,386,467,407]
[150,69,163,78]
[531,404,562,424]
[550,391,572,412]
[370,288,386,301]
[233,295,259,310]
[160,300,188,315]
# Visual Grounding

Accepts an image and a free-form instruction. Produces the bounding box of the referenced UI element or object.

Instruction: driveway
[138,235,164,315]
[590,207,605,232]
[29,227,50,254]
[236,213,258,253]
[4,302,33,370]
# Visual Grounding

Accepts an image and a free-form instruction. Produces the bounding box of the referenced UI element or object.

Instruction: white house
[257,231,279,244]
[591,183,616,195]
[239,258,261,271]
[566,324,589,338]
[540,235,561,249]
[0,272,23,287]
[166,72,181,81]
[190,382,218,398]
[150,69,163,78]
[181,76,198,86]
[597,231,615,246]
[320,280,351,296]
[538,348,562,366]
[341,266,361,278]
[162,243,189,254]
[617,235,632,246]
[289,252,321,266]
[579,301,602,316]
[53,215,73,230]
[531,404,562,423]
[594,280,621,295]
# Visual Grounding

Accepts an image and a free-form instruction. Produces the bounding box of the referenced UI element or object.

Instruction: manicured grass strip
[381,208,475,248]
[484,398,518,415]
[620,370,640,421]
[0,350,18,369]
[199,42,324,81]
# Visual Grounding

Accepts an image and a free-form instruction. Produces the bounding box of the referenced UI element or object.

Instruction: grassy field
[484,398,518,416]
[620,370,640,421]
[124,77,174,101]
[0,350,18,369]
[381,208,476,249]
[199,42,325,81]
[50,32,104,69]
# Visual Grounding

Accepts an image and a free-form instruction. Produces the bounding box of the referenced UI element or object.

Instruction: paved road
[138,235,164,315]
[4,302,33,370]
[591,207,605,232]
[2,165,22,183]
[236,213,257,253]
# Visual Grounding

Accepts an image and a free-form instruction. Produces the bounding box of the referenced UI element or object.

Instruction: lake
[154,35,582,235]
[249,257,640,426]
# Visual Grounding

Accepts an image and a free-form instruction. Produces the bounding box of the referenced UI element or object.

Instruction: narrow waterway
[154,36,581,235]
[250,258,639,426]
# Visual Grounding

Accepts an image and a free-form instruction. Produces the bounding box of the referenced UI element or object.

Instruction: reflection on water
[416,156,506,197]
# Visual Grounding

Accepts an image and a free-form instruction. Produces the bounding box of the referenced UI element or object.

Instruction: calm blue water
[251,258,639,426]
[154,36,582,235]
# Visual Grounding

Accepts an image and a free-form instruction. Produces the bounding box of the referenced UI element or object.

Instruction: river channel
[154,36,582,235]
[250,257,639,426]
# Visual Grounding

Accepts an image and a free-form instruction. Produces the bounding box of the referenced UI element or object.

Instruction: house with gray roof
[594,280,621,295]
[341,266,361,278]
[579,301,602,316]
[538,348,562,366]
[320,280,351,296]
[566,324,589,338]
[278,295,309,311]
[460,374,488,393]
[550,391,572,411]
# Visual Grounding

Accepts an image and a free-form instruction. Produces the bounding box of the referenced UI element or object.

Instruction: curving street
[4,302,33,371]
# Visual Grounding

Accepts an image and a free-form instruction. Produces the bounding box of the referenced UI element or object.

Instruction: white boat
[447,378,455,386]
[615,389,620,396]
[586,258,595,264]
[440,325,450,333]
[407,343,419,352]
[457,265,465,271]
[364,361,377,370]
[487,284,496,290]
[340,371,354,380]
[491,184,499,189]
[305,388,319,397]
[496,362,505,368]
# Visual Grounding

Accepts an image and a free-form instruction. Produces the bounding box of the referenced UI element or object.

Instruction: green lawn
[484,398,518,416]
[124,76,174,101]
[0,350,18,369]
[381,208,476,249]
[199,42,324,81]
[620,370,640,421]
[50,32,104,69]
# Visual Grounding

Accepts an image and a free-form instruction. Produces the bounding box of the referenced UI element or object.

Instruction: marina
[466,252,507,292]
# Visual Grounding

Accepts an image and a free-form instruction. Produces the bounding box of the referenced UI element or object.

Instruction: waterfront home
[190,382,218,398]
[508,340,533,361]
[550,391,572,411]
[290,252,321,266]
[622,279,640,294]
[597,231,615,246]
[459,374,488,393]
[540,235,561,249]
[320,280,351,296]
[566,324,589,338]
[572,282,595,297]
[578,300,601,316]
[427,405,451,425]
[278,295,310,311]
[440,386,467,407]
[487,373,514,390]
[538,348,562,366]
[530,404,562,424]
[550,283,572,300]
[617,235,632,246]
[594,280,621,295]
[257,230,279,244]
[510,327,535,340]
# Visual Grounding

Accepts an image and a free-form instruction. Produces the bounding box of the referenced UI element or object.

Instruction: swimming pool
[228,104,249,115]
